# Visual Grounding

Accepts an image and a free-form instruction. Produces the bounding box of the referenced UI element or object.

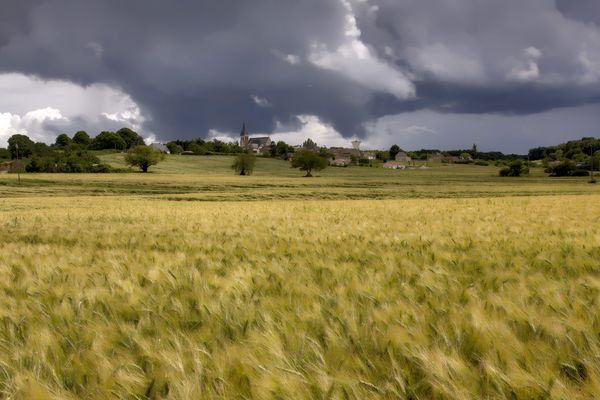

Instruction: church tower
[240,123,249,150]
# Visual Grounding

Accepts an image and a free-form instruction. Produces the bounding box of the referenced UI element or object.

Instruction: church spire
[240,122,250,150]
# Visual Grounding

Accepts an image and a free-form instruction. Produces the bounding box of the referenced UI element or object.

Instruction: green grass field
[1,154,599,200]
[0,155,599,399]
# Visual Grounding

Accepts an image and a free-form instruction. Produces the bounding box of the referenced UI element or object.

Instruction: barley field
[0,192,599,399]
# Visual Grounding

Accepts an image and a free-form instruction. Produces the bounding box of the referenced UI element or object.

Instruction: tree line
[0,128,164,173]
[528,137,600,177]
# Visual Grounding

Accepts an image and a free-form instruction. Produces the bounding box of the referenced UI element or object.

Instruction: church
[239,123,272,154]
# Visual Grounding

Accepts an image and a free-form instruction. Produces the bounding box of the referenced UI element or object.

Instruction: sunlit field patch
[0,195,599,398]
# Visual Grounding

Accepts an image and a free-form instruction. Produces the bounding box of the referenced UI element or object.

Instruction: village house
[330,157,351,166]
[0,160,17,173]
[428,153,443,163]
[362,151,376,160]
[239,123,272,154]
[395,151,412,163]
[442,155,460,163]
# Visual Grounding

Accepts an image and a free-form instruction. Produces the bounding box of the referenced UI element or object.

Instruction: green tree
[91,131,126,150]
[376,150,390,162]
[302,138,319,151]
[166,142,184,154]
[291,149,328,177]
[8,134,35,159]
[125,145,165,172]
[187,142,209,155]
[0,148,10,160]
[117,128,145,149]
[55,133,72,147]
[272,141,294,159]
[73,131,91,146]
[319,147,333,159]
[33,142,52,156]
[389,144,401,160]
[591,152,600,171]
[231,153,256,175]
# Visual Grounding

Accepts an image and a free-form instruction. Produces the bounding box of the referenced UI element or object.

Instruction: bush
[0,148,10,160]
[232,153,256,175]
[90,164,112,173]
[546,160,590,177]
[571,169,590,177]
[499,160,528,177]
[474,160,489,166]
[24,149,108,173]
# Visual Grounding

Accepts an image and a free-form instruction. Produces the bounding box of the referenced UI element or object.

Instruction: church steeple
[240,122,250,149]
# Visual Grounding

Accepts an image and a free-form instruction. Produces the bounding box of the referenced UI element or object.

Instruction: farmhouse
[428,153,443,163]
[0,160,17,173]
[239,123,272,154]
[395,151,412,163]
[362,151,376,160]
[330,157,351,166]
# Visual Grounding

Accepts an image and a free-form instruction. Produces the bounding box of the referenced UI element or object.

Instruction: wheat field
[0,194,599,399]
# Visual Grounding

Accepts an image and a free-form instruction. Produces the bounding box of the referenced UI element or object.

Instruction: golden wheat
[0,195,599,399]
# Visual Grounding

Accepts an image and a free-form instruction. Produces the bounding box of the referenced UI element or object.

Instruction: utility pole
[590,147,596,184]
[15,143,20,185]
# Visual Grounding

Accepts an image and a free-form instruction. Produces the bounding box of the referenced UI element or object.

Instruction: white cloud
[0,107,69,146]
[0,73,152,146]
[271,50,301,65]
[308,0,415,99]
[507,46,542,82]
[407,43,487,84]
[270,115,351,147]
[102,105,145,132]
[577,46,600,84]
[251,95,272,108]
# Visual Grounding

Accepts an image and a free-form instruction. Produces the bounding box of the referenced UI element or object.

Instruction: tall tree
[389,144,401,160]
[117,128,145,149]
[55,133,72,147]
[302,138,319,151]
[7,134,35,159]
[91,131,126,150]
[73,131,91,146]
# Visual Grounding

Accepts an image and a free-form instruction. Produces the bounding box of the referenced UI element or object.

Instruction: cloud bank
[0,0,599,151]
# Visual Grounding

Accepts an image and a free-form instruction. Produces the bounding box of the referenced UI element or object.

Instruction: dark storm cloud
[0,0,599,141]
[556,0,600,25]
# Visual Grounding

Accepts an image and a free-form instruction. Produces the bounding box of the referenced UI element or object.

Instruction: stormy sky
[1,0,599,153]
